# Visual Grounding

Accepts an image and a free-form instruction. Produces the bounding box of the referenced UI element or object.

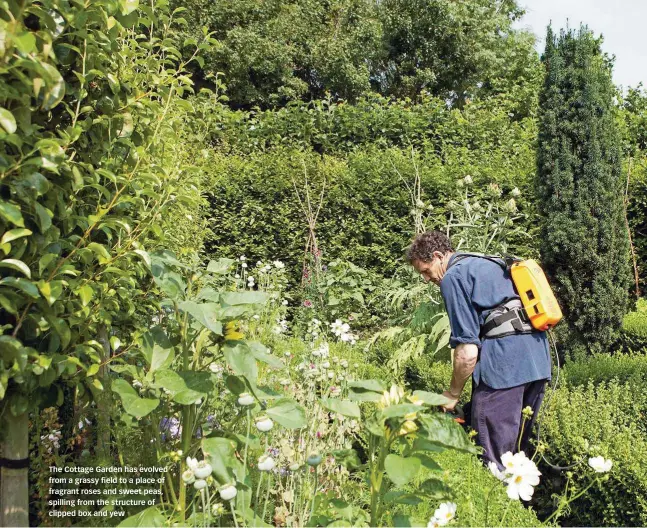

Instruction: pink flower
[303,299,313,308]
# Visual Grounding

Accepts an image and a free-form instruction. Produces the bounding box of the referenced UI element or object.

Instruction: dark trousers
[470,379,546,470]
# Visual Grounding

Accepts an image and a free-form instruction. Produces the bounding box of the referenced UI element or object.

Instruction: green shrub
[562,351,647,390]
[621,298,647,350]
[405,449,545,527]
[537,380,647,526]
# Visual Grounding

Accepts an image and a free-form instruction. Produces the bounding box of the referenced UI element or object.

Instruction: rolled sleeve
[440,272,482,348]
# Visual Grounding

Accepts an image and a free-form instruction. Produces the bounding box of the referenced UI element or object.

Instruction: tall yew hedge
[536,27,630,355]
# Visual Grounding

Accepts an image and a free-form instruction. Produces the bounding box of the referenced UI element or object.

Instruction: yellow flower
[399,420,418,436]
[379,384,405,408]
[225,321,244,340]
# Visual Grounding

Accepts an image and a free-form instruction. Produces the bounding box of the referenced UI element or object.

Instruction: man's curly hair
[406,231,453,263]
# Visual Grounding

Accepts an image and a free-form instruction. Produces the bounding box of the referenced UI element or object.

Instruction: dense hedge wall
[202,94,540,277]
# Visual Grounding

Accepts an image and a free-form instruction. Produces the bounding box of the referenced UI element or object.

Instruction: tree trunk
[96,325,112,461]
[0,412,29,527]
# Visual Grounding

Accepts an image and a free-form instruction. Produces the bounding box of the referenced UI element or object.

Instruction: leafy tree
[536,26,630,355]
[175,0,540,109]
[0,0,210,523]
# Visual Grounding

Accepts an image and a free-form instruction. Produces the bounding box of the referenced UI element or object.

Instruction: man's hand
[441,390,460,412]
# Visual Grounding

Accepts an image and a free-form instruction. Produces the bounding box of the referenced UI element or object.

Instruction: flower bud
[218,483,238,501]
[194,479,207,490]
[307,453,322,467]
[194,461,213,479]
[255,416,274,432]
[258,454,276,472]
[237,392,255,407]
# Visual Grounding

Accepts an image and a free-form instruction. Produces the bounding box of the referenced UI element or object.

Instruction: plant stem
[229,501,239,528]
[499,500,511,527]
[263,473,272,522]
[309,466,318,521]
[242,409,252,505]
[255,471,264,506]
[484,482,498,527]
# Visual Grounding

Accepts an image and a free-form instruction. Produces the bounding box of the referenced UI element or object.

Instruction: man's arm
[442,343,479,411]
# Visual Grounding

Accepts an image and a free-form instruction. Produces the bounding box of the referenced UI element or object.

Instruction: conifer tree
[536,26,630,355]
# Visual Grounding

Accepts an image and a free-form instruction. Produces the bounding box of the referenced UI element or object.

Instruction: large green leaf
[381,404,423,420]
[266,397,307,429]
[0,108,17,134]
[0,202,24,227]
[348,379,385,402]
[112,379,159,418]
[223,341,257,381]
[412,390,452,406]
[206,258,236,275]
[418,413,478,454]
[153,369,214,405]
[220,291,269,306]
[178,301,223,335]
[319,398,361,419]
[247,342,283,369]
[384,454,420,487]
[202,437,237,485]
[0,259,31,278]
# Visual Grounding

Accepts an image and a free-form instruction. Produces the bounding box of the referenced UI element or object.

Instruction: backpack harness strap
[447,252,536,340]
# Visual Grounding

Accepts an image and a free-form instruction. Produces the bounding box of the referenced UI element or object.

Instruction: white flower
[330,319,344,336]
[247,276,255,283]
[282,299,288,306]
[194,461,213,479]
[239,256,246,261]
[182,469,195,484]
[242,263,248,268]
[253,314,260,320]
[258,455,276,471]
[588,456,613,473]
[505,470,540,501]
[274,260,285,269]
[432,502,457,525]
[511,187,521,197]
[209,363,223,374]
[463,175,473,185]
[427,520,440,528]
[327,372,334,379]
[314,342,330,358]
[330,386,342,397]
[212,503,225,516]
[133,380,143,389]
[256,260,263,266]
[219,484,237,501]
[311,348,321,357]
[321,361,330,369]
[256,416,274,432]
[488,461,505,481]
[237,392,255,406]
[280,379,291,386]
[194,479,207,490]
[235,274,240,279]
[186,456,199,471]
[340,359,348,368]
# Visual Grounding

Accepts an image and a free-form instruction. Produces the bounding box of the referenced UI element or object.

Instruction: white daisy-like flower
[273,260,285,269]
[330,319,344,336]
[588,456,613,473]
[505,470,540,501]
[258,455,276,471]
[488,461,505,481]
[432,502,457,525]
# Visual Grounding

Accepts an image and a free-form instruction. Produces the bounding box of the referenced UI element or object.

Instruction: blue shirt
[439,253,552,389]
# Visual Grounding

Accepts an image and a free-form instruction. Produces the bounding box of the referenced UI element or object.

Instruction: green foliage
[537,380,647,526]
[407,449,544,527]
[173,0,540,109]
[536,26,631,355]
[562,350,647,389]
[0,0,212,416]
